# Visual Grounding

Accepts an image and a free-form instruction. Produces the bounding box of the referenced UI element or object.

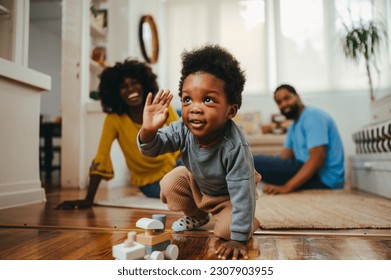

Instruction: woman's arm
[55,174,102,210]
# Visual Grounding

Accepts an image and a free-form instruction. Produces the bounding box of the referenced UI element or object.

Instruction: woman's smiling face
[181,72,237,147]
[119,77,144,108]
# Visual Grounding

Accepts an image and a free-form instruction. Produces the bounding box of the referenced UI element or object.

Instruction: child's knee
[161,165,187,185]
[160,166,190,196]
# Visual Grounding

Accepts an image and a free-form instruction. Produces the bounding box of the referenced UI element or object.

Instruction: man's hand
[215,240,248,260]
[140,90,173,143]
[55,199,93,210]
[262,184,291,195]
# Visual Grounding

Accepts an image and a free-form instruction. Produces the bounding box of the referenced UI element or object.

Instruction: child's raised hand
[140,89,173,143]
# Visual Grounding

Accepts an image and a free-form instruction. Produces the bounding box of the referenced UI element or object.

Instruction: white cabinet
[351,94,391,199]
[371,93,391,123]
[350,153,391,199]
[0,1,51,209]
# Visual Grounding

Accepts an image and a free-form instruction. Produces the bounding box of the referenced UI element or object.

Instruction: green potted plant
[341,19,387,102]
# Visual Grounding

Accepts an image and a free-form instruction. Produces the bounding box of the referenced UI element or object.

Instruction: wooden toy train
[112,214,179,260]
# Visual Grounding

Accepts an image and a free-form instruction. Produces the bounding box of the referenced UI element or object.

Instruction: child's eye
[182,96,192,104]
[204,97,214,104]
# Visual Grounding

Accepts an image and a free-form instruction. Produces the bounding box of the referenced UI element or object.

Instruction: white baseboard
[0,180,46,210]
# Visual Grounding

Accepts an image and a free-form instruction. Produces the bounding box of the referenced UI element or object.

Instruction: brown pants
[160,166,260,240]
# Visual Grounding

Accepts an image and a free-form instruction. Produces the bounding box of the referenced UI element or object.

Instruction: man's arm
[279,147,294,160]
[263,145,326,194]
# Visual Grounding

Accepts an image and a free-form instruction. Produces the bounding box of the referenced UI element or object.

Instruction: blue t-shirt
[285,107,344,189]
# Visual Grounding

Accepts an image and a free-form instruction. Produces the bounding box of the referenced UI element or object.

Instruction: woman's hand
[55,199,93,210]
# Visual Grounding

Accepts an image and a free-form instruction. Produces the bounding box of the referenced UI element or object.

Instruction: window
[167,0,209,96]
[276,0,327,91]
[219,0,266,94]
[167,0,266,96]
[333,0,390,91]
[165,0,390,96]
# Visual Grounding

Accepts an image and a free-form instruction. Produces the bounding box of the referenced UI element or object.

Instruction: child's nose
[190,103,203,113]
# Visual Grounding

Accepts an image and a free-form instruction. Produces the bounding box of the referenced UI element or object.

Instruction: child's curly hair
[178,44,246,109]
[99,59,159,114]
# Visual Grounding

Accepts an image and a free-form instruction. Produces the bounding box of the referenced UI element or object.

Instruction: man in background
[254,84,345,194]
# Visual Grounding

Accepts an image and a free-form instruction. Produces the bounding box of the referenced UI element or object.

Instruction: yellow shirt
[89,105,180,186]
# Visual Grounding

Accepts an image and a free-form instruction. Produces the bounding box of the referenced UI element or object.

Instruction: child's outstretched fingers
[165,91,173,105]
[152,89,164,104]
[156,89,172,105]
[145,92,153,106]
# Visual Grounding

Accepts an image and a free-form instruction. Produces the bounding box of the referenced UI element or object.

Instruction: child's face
[181,72,237,147]
[119,77,144,108]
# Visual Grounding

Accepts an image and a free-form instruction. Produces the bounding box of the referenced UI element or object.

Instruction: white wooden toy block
[112,231,145,260]
[165,244,179,260]
[136,218,164,230]
[112,214,179,260]
[145,251,164,260]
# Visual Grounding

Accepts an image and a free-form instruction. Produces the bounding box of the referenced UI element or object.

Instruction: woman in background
[56,59,180,209]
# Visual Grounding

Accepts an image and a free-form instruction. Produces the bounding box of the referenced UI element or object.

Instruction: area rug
[95,196,169,211]
[95,189,391,229]
[256,189,391,229]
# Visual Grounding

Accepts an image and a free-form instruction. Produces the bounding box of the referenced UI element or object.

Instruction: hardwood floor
[0,176,390,260]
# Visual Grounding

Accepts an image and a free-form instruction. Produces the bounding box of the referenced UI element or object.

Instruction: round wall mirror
[138,15,159,64]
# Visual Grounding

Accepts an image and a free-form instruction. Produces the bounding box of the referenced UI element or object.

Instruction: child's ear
[227,104,238,119]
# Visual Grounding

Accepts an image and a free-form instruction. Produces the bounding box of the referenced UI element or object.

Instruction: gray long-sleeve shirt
[137,118,256,241]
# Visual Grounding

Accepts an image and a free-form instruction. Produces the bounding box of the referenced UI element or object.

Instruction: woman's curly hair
[99,59,159,114]
[178,44,246,109]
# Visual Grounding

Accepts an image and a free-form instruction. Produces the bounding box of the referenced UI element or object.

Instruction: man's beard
[281,103,300,119]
